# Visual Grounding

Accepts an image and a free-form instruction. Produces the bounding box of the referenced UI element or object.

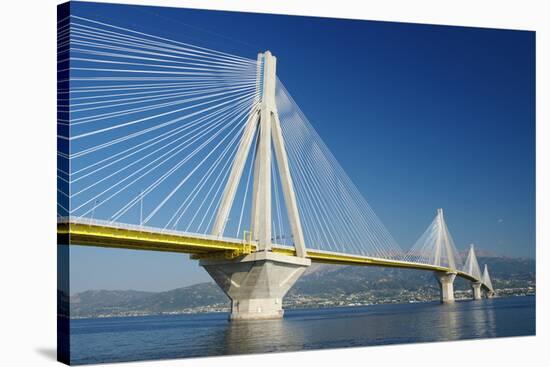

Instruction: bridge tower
[463,244,483,300]
[432,209,458,303]
[199,51,311,320]
[482,264,495,298]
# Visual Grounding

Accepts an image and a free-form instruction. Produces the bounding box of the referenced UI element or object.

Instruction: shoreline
[69,292,535,320]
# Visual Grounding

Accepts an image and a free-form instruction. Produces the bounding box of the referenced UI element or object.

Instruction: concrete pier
[471,281,482,300]
[434,271,456,303]
[484,290,495,299]
[200,251,310,320]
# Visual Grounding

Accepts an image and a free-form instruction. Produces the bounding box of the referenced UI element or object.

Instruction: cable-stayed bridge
[58,15,495,320]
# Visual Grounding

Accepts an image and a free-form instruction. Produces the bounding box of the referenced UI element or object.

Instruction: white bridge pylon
[405,209,494,303]
[405,208,462,270]
[200,52,311,320]
[211,51,306,257]
[463,243,483,299]
[482,264,495,297]
[463,243,482,280]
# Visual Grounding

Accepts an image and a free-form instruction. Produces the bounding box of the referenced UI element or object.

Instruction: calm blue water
[70,296,535,365]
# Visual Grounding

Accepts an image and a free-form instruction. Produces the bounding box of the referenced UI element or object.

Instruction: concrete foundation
[471,281,482,300]
[200,251,311,320]
[434,271,456,303]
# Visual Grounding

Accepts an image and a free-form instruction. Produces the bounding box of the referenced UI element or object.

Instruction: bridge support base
[471,281,482,300]
[200,251,310,321]
[484,290,495,299]
[434,271,456,303]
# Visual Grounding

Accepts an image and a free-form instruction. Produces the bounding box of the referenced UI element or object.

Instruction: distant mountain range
[69,256,535,318]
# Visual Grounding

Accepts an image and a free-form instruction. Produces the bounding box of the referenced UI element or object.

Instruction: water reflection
[70,297,535,365]
[223,300,503,353]
[224,318,305,354]
[438,302,462,340]
[428,300,497,341]
[469,300,497,338]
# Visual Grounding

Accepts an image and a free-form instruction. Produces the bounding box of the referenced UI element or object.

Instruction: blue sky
[66,1,535,293]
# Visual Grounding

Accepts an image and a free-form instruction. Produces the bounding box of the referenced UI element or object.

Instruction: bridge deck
[58,218,484,287]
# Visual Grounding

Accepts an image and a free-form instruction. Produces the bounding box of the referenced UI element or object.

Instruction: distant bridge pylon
[463,244,483,300]
[482,264,495,297]
[404,208,462,271]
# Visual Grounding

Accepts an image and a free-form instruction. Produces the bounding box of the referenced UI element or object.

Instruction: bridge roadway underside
[57,220,481,284]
